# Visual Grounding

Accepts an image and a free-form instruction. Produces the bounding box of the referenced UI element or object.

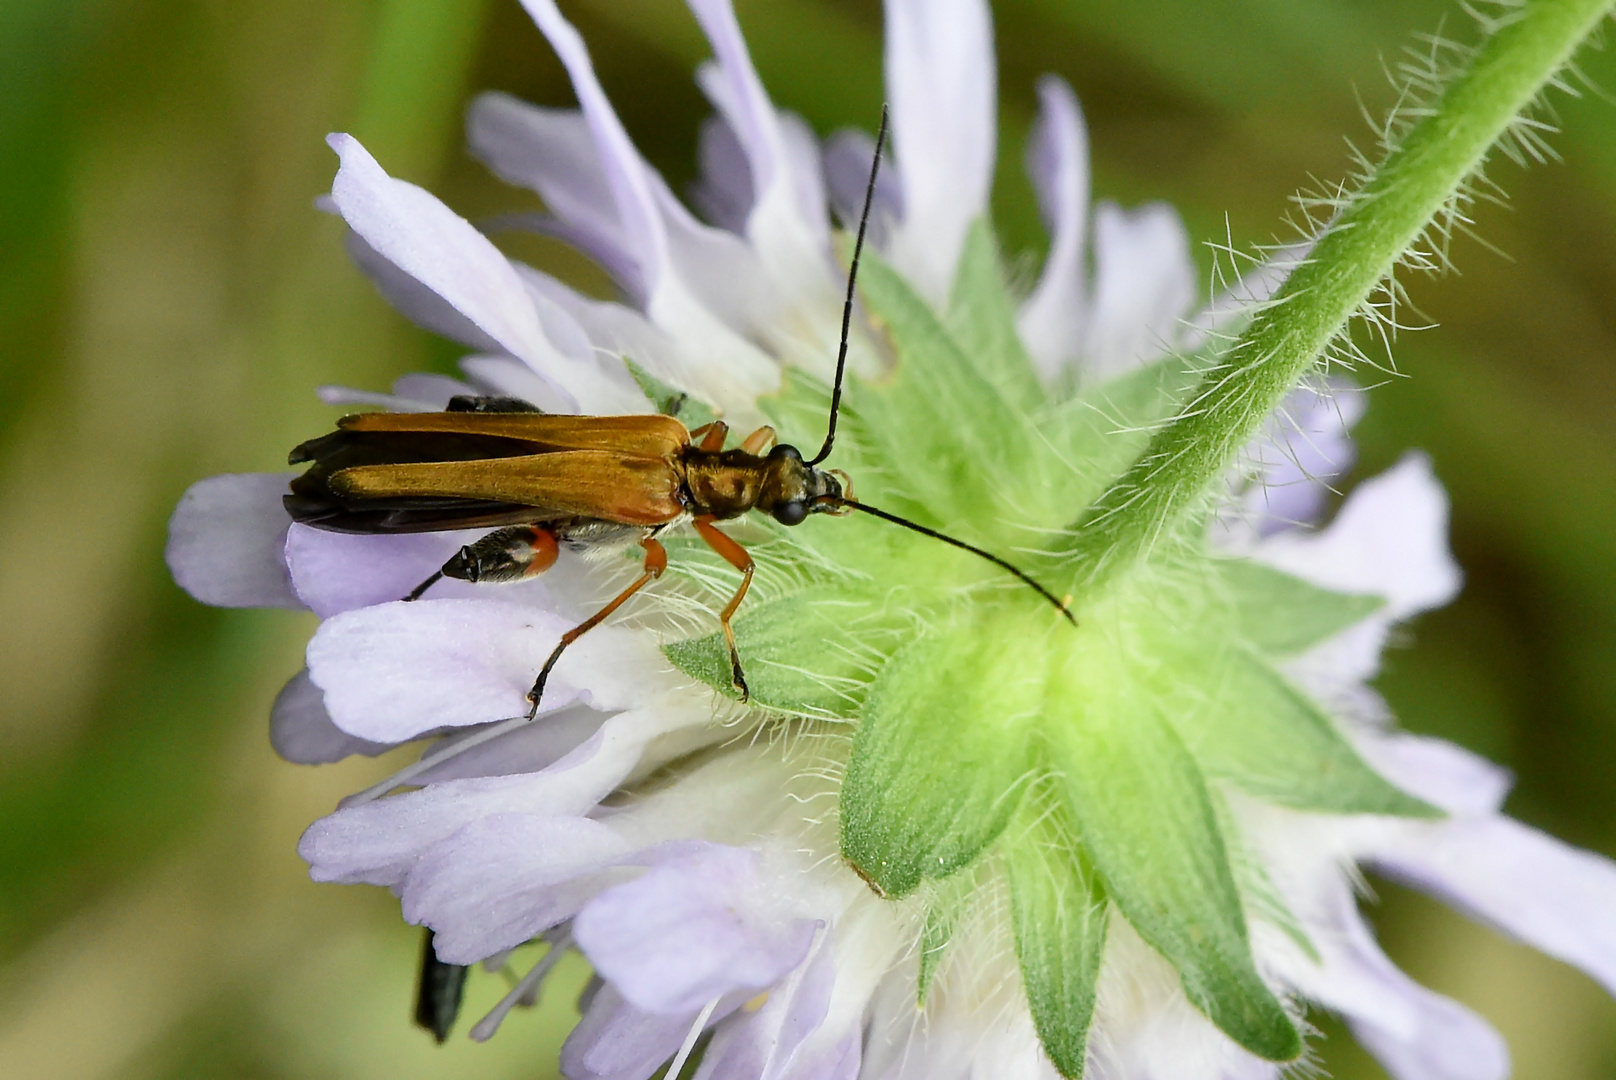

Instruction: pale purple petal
[689,0,832,270]
[304,599,591,739]
[514,0,669,293]
[403,813,634,962]
[575,844,819,1015]
[316,373,473,413]
[1017,76,1090,381]
[883,0,996,306]
[1083,201,1195,382]
[779,1034,859,1080]
[270,667,391,763]
[1238,379,1365,535]
[1271,874,1507,1080]
[693,933,835,1080]
[299,773,576,886]
[1365,815,1616,999]
[326,134,567,375]
[166,473,301,609]
[514,0,782,413]
[692,114,753,233]
[285,524,480,618]
[466,94,643,301]
[563,983,698,1080]
[1183,241,1311,348]
[1255,453,1459,617]
[515,266,719,413]
[342,228,506,353]
[409,703,609,785]
[458,353,591,414]
[822,128,902,246]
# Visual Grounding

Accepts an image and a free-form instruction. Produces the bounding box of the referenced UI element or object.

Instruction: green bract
[665,222,1426,1067]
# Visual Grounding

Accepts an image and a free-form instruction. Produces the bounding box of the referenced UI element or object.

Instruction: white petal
[1259,453,1460,686]
[305,598,670,740]
[269,667,391,763]
[1365,815,1616,999]
[517,0,780,416]
[1017,76,1091,381]
[1351,731,1513,815]
[341,228,506,353]
[883,0,996,306]
[326,134,570,376]
[403,813,634,963]
[459,353,591,414]
[514,265,722,414]
[1255,452,1459,616]
[166,473,301,609]
[1268,869,1507,1080]
[1083,201,1196,382]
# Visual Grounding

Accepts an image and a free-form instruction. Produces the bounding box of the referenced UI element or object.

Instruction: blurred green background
[1,0,1613,1077]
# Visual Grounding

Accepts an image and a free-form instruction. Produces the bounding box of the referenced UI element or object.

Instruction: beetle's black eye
[768,444,802,463]
[773,499,808,526]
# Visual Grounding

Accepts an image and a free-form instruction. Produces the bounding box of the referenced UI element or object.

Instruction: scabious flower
[166,0,1616,1077]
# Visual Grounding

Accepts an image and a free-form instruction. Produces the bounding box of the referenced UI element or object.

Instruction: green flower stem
[1058,0,1614,589]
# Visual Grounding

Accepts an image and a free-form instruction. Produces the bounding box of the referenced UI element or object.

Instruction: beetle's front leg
[401,525,560,601]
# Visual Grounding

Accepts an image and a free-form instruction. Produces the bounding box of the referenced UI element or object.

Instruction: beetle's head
[759,444,844,526]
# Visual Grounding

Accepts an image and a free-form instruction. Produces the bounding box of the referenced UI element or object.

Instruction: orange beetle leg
[692,515,755,701]
[690,420,730,453]
[739,426,777,455]
[526,536,667,719]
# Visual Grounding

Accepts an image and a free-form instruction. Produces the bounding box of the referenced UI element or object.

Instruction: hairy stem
[1057,0,1613,588]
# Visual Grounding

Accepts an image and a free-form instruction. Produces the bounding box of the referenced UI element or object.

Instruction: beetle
[284,107,1070,725]
[285,108,1071,1045]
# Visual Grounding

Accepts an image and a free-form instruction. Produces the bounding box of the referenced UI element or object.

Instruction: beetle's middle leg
[526,536,668,719]
[692,515,754,701]
[402,525,561,601]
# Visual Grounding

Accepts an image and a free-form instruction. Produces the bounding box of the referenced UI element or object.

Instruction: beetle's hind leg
[401,525,561,601]
[692,515,755,701]
[526,536,668,719]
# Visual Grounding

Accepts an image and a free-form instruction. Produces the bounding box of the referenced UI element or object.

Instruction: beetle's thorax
[681,447,767,519]
[680,443,843,525]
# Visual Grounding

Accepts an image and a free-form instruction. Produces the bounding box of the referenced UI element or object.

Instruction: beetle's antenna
[809,105,889,468]
[821,498,1076,624]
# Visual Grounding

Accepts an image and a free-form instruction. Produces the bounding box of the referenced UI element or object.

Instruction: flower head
[167,1,1616,1078]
